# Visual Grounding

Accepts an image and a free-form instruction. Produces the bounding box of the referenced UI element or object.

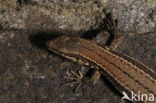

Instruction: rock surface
[0,0,156,103]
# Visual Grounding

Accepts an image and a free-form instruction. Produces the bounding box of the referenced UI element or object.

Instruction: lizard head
[46,35,81,61]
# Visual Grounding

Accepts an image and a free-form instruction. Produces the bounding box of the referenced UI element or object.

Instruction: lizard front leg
[63,67,102,92]
[103,12,123,50]
[63,70,89,92]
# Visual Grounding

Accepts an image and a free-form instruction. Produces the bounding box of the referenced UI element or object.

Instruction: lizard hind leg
[63,70,88,92]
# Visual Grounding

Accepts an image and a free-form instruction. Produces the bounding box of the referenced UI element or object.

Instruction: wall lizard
[46,13,156,103]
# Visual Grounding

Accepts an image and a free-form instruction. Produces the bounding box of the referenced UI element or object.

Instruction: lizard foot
[63,70,89,92]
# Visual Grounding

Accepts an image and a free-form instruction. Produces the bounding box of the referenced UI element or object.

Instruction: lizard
[46,13,156,103]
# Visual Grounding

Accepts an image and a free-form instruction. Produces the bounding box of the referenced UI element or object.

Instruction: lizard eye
[76,57,79,61]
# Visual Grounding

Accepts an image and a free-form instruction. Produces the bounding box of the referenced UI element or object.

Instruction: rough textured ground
[0,0,156,103]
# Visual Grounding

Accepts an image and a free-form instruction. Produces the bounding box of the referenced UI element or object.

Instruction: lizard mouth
[48,47,62,56]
